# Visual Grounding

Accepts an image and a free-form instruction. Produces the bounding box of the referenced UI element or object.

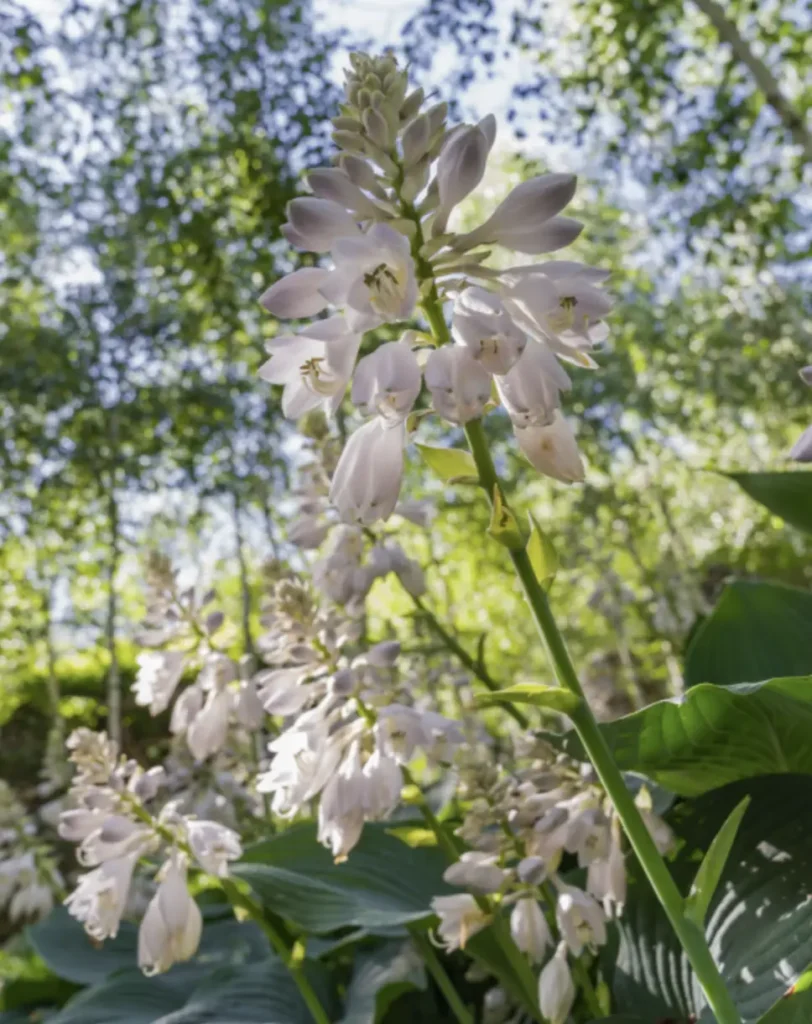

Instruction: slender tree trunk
[691,0,812,162]
[232,490,254,656]
[106,489,122,745]
[261,492,279,558]
[43,583,61,729]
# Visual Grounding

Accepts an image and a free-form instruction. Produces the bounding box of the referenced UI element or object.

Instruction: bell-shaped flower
[361,746,403,818]
[318,742,367,861]
[256,666,314,716]
[9,880,53,923]
[555,884,607,955]
[287,515,331,549]
[185,820,242,877]
[587,820,627,913]
[790,425,812,463]
[323,224,418,330]
[452,287,527,375]
[538,942,576,1024]
[258,316,362,420]
[510,896,552,963]
[495,341,571,428]
[233,680,265,729]
[306,167,383,218]
[170,683,204,736]
[138,857,202,976]
[514,412,584,483]
[329,417,405,525]
[433,114,496,234]
[59,808,105,844]
[258,716,352,817]
[424,344,492,424]
[352,340,422,425]
[65,852,138,941]
[283,197,359,252]
[454,173,580,253]
[133,651,186,716]
[186,686,231,761]
[259,267,332,319]
[444,851,507,894]
[431,893,489,951]
[502,268,612,364]
[375,704,463,764]
[77,815,152,867]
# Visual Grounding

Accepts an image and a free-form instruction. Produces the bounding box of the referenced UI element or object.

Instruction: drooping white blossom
[431,893,489,951]
[65,853,138,941]
[433,115,496,234]
[510,896,552,964]
[424,344,492,424]
[495,341,572,428]
[452,287,527,375]
[329,418,406,524]
[443,851,508,894]
[352,340,422,424]
[514,412,585,483]
[538,942,576,1024]
[185,820,242,877]
[133,651,187,716]
[282,197,360,252]
[138,857,202,976]
[555,883,607,955]
[259,267,332,318]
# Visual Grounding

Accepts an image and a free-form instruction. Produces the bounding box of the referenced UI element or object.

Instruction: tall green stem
[410,929,476,1024]
[461,417,741,1024]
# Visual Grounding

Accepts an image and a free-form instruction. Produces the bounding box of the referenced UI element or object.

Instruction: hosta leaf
[685,795,751,926]
[487,485,524,549]
[756,971,812,1022]
[685,581,812,687]
[47,973,185,1024]
[727,471,812,535]
[339,939,426,1024]
[526,512,558,588]
[234,822,452,934]
[564,677,812,796]
[615,775,812,1023]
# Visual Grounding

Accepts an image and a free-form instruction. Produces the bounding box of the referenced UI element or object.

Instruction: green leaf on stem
[476,682,581,714]
[525,512,558,589]
[415,443,478,484]
[756,969,812,1023]
[339,939,426,1024]
[487,485,525,550]
[727,471,812,535]
[685,794,751,926]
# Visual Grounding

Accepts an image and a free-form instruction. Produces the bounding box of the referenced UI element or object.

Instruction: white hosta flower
[352,341,422,424]
[318,742,366,861]
[394,498,434,527]
[510,897,552,964]
[138,857,202,976]
[58,807,106,843]
[424,344,492,424]
[502,268,612,365]
[65,853,138,941]
[306,167,384,218]
[186,687,231,761]
[170,684,204,735]
[9,879,53,922]
[361,747,403,819]
[185,820,242,877]
[287,515,331,549]
[432,893,489,951]
[78,815,152,867]
[433,114,496,234]
[455,173,580,254]
[514,412,585,483]
[233,680,265,730]
[790,425,812,462]
[444,851,507,894]
[538,942,576,1024]
[555,884,607,955]
[133,651,186,716]
[283,197,359,252]
[452,287,527,375]
[324,224,418,329]
[495,341,571,428]
[258,317,362,419]
[329,418,405,525]
[259,267,331,319]
[256,666,313,716]
[376,704,463,764]
[258,717,352,816]
[587,822,627,912]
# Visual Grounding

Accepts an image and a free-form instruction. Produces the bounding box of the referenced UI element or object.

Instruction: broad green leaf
[415,444,478,483]
[487,485,524,549]
[47,973,185,1024]
[476,682,580,715]
[339,939,426,1024]
[234,822,452,934]
[685,581,812,687]
[727,472,812,535]
[28,907,268,987]
[685,795,751,926]
[756,970,812,1022]
[564,677,812,796]
[615,775,812,1023]
[525,512,558,588]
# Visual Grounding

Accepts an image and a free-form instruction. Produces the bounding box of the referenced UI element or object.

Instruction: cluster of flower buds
[430,736,672,1023]
[59,729,241,975]
[790,364,812,461]
[255,578,463,859]
[259,50,614,523]
[0,781,61,924]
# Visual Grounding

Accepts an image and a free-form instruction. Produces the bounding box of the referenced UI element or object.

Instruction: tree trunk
[232,490,254,656]
[106,489,122,745]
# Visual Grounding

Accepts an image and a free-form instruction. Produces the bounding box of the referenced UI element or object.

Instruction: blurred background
[1,0,810,800]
